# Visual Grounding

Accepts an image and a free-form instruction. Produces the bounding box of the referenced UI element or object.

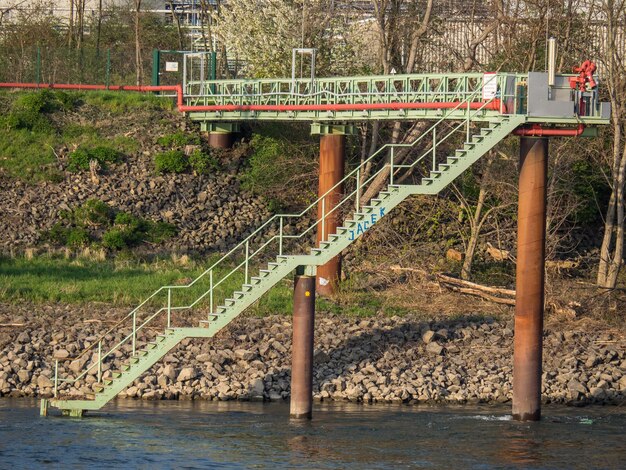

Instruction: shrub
[102,229,127,250]
[5,90,74,134]
[145,221,177,243]
[189,149,219,174]
[67,146,122,172]
[156,131,200,147]
[66,228,90,248]
[45,223,69,245]
[74,199,113,227]
[154,150,188,173]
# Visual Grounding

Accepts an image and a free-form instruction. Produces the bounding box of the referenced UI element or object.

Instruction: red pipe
[0,81,499,115]
[513,124,585,137]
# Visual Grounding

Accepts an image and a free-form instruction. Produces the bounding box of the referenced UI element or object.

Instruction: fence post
[152,49,160,87]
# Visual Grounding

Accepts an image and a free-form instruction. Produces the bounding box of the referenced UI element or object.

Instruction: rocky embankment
[0,304,624,406]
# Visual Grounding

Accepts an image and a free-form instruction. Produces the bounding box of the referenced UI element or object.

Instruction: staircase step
[268,262,281,269]
[319,241,332,249]
[311,248,325,256]
[225,298,236,306]
[233,291,246,298]
[370,198,383,206]
[250,276,263,284]
[242,284,255,291]
[111,371,123,379]
[93,384,105,392]
[259,269,272,276]
[422,178,434,185]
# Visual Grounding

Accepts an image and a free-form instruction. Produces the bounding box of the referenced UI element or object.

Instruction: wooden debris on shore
[436,273,516,306]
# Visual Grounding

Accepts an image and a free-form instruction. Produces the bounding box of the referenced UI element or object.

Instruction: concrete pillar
[316,133,345,296]
[290,274,315,419]
[512,137,548,422]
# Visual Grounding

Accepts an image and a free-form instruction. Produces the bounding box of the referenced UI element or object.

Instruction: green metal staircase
[41,93,525,416]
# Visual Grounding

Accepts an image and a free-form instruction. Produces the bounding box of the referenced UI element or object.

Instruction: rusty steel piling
[316,134,345,296]
[207,132,232,149]
[512,137,548,421]
[290,274,316,419]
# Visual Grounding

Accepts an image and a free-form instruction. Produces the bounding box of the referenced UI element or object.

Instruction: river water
[0,399,624,469]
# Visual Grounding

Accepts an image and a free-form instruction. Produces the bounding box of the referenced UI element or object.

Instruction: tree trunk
[168,1,185,50]
[135,0,143,86]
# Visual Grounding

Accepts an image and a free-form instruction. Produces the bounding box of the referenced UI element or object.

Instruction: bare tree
[135,0,143,85]
[167,0,185,50]
[596,0,626,288]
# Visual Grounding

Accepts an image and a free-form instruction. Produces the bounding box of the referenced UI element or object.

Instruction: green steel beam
[310,123,358,135]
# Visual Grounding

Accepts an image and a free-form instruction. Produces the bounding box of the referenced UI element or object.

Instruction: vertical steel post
[132,312,136,355]
[53,360,58,398]
[390,147,395,184]
[432,128,437,170]
[97,341,102,384]
[279,217,284,256]
[152,49,160,87]
[245,240,249,284]
[316,133,345,296]
[512,137,548,422]
[290,273,315,419]
[355,168,361,213]
[167,288,172,328]
[209,269,214,317]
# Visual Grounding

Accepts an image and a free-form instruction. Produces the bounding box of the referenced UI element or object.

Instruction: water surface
[0,399,624,469]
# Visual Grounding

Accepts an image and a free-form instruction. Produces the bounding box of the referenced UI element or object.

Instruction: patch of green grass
[0,128,62,182]
[154,149,188,174]
[67,146,122,172]
[156,131,200,147]
[0,255,293,313]
[189,149,219,174]
[80,91,174,114]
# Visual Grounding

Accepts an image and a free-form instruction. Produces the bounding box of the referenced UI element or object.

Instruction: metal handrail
[52,75,508,397]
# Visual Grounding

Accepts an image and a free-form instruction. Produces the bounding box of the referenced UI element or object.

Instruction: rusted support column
[207,132,232,149]
[316,130,346,295]
[202,122,239,149]
[290,273,315,419]
[513,137,548,422]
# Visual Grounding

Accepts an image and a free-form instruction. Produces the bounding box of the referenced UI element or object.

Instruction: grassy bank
[0,255,416,318]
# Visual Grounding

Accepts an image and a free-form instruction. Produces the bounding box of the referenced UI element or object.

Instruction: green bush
[74,199,113,227]
[45,223,70,245]
[102,229,128,250]
[67,146,122,172]
[154,150,188,173]
[189,149,218,174]
[66,228,90,248]
[145,221,177,243]
[4,90,74,134]
[156,131,200,148]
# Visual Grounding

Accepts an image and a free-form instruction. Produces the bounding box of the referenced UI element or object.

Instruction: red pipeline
[0,81,500,115]
[513,124,585,137]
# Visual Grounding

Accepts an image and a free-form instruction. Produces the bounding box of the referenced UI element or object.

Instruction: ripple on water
[0,399,624,469]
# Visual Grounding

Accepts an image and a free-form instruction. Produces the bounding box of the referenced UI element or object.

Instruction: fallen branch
[436,273,516,306]
[389,265,429,277]
[0,323,26,327]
